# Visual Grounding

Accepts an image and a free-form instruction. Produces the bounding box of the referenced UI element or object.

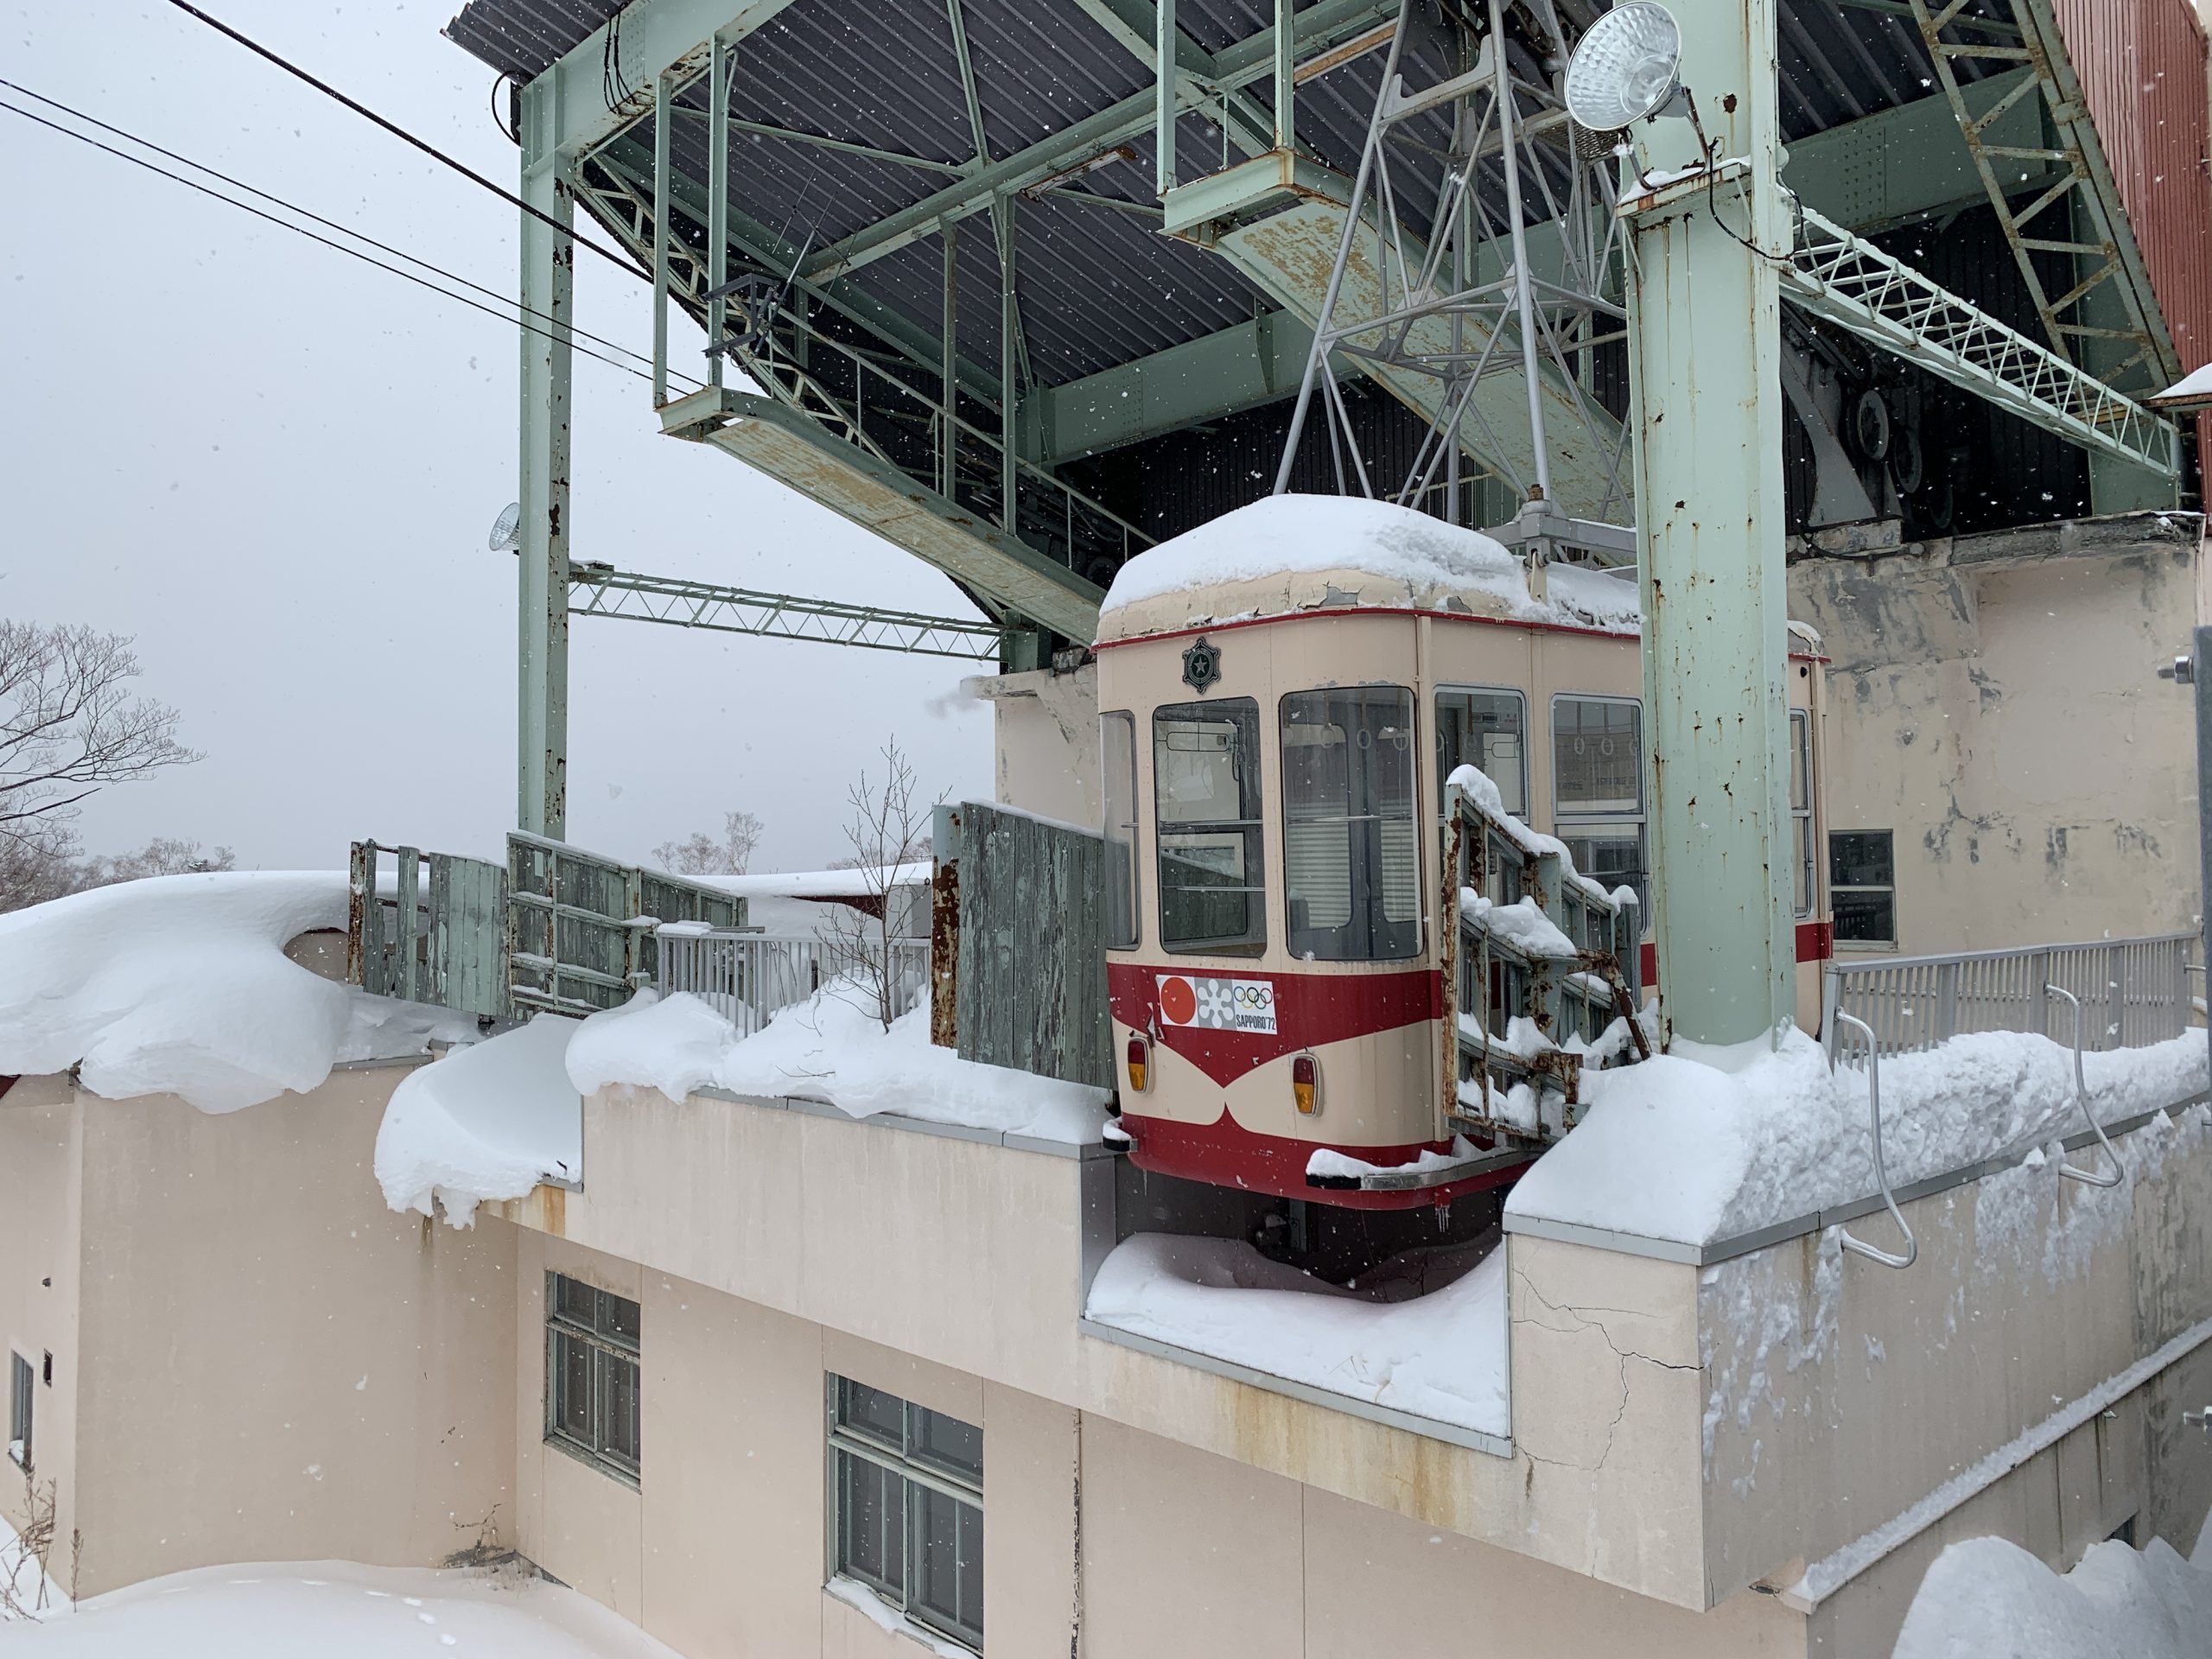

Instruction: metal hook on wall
[1830,1011,1918,1270]
[2044,983,2125,1188]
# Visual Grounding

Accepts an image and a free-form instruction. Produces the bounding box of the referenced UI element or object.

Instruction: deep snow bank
[0,1559,685,1655]
[1083,1232,1508,1436]
[374,1013,582,1226]
[566,983,1109,1144]
[1506,1026,2209,1247]
[0,871,466,1113]
[1892,1534,2212,1659]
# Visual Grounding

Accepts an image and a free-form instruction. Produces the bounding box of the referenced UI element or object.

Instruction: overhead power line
[0,91,696,392]
[160,0,652,284]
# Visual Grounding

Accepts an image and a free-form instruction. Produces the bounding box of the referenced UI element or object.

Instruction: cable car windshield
[1281,687,1421,962]
[1154,700,1266,954]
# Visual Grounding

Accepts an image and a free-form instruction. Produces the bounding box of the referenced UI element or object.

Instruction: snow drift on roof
[1096,493,1640,633]
[0,871,468,1113]
[1504,1026,2209,1249]
[374,1013,583,1227]
[565,982,1109,1144]
[1084,1231,1507,1437]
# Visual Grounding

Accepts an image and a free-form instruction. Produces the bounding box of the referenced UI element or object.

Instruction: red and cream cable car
[1094,495,1831,1211]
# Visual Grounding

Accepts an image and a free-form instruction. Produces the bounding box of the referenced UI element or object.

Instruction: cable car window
[1102,711,1140,949]
[1281,687,1421,963]
[1435,689,1526,817]
[1153,700,1266,954]
[1553,696,1648,924]
[1790,709,1814,920]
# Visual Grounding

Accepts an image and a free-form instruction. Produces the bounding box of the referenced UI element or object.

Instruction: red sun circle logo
[1158,976,1198,1026]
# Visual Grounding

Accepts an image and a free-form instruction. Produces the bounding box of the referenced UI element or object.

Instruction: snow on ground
[373,1014,583,1227]
[1506,1025,2209,1247]
[566,984,1110,1144]
[1892,1534,2212,1659]
[0,873,470,1113]
[696,861,931,901]
[1097,494,1639,633]
[0,1560,683,1656]
[1083,1232,1508,1436]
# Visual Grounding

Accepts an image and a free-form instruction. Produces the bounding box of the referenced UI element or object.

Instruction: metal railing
[656,926,930,1034]
[1821,932,2196,1058]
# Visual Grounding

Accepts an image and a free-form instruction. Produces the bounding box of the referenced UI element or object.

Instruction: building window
[1281,686,1421,962]
[1435,687,1527,817]
[828,1376,984,1653]
[1552,696,1648,922]
[1830,830,1897,946]
[8,1351,30,1471]
[1790,709,1815,920]
[1102,710,1140,950]
[545,1274,640,1484]
[1153,699,1266,954]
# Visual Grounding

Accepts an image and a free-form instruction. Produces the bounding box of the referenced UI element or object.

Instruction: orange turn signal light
[1291,1052,1319,1116]
[1126,1034,1149,1093]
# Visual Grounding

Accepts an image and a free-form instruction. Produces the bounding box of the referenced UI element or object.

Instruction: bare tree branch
[652,809,763,876]
[0,622,198,848]
[818,741,936,1031]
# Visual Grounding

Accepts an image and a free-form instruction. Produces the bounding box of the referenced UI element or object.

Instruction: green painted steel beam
[802,0,1395,282]
[532,0,798,161]
[658,384,1110,641]
[1032,310,1319,462]
[567,563,1003,659]
[1781,67,2050,236]
[1626,3,1796,1046]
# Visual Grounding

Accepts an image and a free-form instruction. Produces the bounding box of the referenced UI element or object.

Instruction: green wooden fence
[348,841,509,1019]
[938,802,1112,1090]
[507,832,747,1016]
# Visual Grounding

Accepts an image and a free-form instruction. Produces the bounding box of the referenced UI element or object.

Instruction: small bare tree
[1,621,196,873]
[820,741,935,1030]
[652,810,762,877]
[0,1471,60,1619]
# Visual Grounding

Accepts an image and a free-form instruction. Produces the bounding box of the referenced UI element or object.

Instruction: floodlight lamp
[1564,3,1687,133]
[489,501,522,552]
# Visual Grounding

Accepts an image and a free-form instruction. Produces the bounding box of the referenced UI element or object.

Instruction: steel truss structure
[1907,0,2175,394]
[1784,203,2178,479]
[567,562,1004,660]
[1275,0,1633,530]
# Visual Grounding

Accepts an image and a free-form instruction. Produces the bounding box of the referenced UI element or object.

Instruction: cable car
[1094,495,1831,1211]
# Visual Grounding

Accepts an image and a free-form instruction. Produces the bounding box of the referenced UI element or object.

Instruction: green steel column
[1272,0,1294,151]
[1155,0,1177,194]
[1000,193,1018,531]
[1625,0,1794,1046]
[709,35,731,391]
[518,81,574,841]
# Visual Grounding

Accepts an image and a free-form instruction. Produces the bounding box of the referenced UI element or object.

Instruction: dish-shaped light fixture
[488,501,523,552]
[1564,3,1687,132]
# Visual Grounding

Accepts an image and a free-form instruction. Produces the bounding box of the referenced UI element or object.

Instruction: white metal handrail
[1821,932,2193,1058]
[1830,1011,1918,1271]
[2044,983,2125,1189]
[656,926,929,1033]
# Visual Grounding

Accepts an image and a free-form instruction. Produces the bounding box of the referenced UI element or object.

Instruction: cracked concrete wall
[1507,1235,1711,1607]
[1789,533,2201,955]
[973,662,1102,831]
[1700,1108,2212,1654]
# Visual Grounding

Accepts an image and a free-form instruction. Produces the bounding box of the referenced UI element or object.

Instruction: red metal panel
[2054,0,2212,378]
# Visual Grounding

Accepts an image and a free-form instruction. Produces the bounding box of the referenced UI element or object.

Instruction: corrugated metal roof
[444,0,2012,397]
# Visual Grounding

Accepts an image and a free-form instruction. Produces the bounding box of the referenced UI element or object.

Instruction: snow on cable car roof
[1095,495,1641,645]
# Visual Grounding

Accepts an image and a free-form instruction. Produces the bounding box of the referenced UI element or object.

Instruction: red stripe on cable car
[1107,962,1440,1088]
[1118,1108,1531,1213]
[1093,604,1830,664]
[1637,920,1834,988]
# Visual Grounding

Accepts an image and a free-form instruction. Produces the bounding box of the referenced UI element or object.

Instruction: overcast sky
[3,1,996,874]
